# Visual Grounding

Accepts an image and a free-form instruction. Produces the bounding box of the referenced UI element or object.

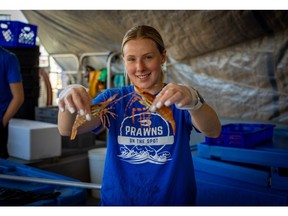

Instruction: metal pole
[0,174,101,190]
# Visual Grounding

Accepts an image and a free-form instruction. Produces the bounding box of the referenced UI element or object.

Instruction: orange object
[88,70,105,98]
[70,93,118,140]
[133,85,176,135]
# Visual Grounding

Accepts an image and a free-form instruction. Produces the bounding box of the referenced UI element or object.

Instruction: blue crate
[197,142,288,168]
[194,171,288,206]
[205,123,275,148]
[0,20,37,47]
[271,167,288,191]
[191,151,288,205]
[192,155,270,187]
[0,159,86,206]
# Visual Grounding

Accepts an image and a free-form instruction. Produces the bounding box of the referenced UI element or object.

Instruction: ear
[161,49,167,64]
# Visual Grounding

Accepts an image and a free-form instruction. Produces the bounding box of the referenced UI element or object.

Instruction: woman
[58,25,221,206]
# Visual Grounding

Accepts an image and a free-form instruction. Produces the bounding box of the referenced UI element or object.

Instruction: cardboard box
[8,119,61,160]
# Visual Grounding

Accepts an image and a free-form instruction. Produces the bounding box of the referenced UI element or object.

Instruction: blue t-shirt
[0,47,22,121]
[92,85,197,206]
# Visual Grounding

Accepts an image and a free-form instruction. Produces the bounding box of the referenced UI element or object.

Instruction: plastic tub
[88,148,107,199]
[205,123,275,148]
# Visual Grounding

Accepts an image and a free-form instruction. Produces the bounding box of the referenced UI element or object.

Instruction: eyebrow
[124,52,155,58]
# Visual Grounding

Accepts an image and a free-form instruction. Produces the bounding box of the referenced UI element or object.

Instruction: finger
[73,89,93,121]
[58,99,66,112]
[70,88,91,114]
[164,91,184,107]
[149,87,168,112]
[157,84,194,109]
[175,85,196,109]
[175,96,192,108]
[79,90,93,117]
[157,88,176,107]
[64,94,77,114]
[150,87,177,111]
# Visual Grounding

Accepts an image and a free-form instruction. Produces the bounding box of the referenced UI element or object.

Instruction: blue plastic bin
[194,171,288,206]
[0,159,86,206]
[197,142,288,168]
[205,123,275,148]
[0,21,37,47]
[192,125,288,206]
[191,150,288,206]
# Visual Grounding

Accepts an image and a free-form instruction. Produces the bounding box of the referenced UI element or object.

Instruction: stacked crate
[191,123,288,206]
[1,20,40,120]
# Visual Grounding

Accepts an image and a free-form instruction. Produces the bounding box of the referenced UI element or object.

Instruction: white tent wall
[21,10,288,124]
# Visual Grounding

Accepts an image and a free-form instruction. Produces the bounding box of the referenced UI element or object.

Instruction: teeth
[137,74,149,79]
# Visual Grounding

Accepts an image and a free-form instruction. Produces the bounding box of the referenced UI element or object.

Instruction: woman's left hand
[149,83,197,112]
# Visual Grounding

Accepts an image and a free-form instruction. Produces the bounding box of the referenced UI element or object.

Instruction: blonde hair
[121,25,166,56]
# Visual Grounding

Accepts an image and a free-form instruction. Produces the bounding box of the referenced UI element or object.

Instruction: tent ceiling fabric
[22,10,288,58]
[22,10,288,124]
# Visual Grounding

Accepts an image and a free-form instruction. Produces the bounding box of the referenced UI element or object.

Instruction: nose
[136,59,145,72]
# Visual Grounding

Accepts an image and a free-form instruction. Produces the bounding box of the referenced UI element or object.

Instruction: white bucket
[88,147,107,199]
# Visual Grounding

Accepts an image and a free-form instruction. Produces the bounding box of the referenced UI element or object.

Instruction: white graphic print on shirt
[117,112,174,164]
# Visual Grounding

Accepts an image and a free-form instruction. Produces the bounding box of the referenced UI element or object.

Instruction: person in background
[0,47,24,159]
[57,25,221,206]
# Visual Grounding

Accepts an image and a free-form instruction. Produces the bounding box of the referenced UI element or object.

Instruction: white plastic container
[8,118,61,160]
[88,147,107,199]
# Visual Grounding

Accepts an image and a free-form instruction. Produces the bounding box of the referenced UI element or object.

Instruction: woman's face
[123,38,166,94]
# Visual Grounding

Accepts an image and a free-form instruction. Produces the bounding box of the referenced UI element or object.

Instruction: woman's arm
[188,102,221,138]
[2,82,24,126]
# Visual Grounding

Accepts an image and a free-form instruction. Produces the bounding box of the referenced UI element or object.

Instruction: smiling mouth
[136,73,151,79]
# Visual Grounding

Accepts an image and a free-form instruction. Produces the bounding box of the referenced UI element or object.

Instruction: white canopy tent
[2,10,288,124]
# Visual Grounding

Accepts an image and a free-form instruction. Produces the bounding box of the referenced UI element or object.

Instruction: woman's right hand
[58,84,93,120]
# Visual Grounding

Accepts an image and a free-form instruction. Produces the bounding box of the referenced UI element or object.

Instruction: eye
[126,57,135,62]
[144,55,153,61]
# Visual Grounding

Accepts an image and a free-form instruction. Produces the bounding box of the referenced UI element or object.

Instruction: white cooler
[88,148,107,199]
[8,118,61,160]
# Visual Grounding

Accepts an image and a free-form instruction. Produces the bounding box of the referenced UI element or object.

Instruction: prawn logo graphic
[117,113,174,164]
[138,119,152,127]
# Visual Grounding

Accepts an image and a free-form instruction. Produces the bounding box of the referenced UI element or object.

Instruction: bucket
[88,147,107,199]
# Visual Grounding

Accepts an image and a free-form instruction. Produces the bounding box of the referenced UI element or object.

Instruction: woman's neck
[134,82,165,95]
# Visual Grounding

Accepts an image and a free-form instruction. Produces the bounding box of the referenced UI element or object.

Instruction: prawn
[70,93,118,140]
[133,85,176,135]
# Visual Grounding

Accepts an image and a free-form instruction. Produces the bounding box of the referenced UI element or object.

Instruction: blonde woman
[58,25,221,206]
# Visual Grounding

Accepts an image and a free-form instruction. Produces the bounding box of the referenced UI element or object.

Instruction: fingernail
[80,109,85,115]
[149,105,156,112]
[156,101,162,109]
[164,100,171,106]
[176,103,183,108]
[68,107,75,114]
[86,114,92,121]
[59,107,65,112]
